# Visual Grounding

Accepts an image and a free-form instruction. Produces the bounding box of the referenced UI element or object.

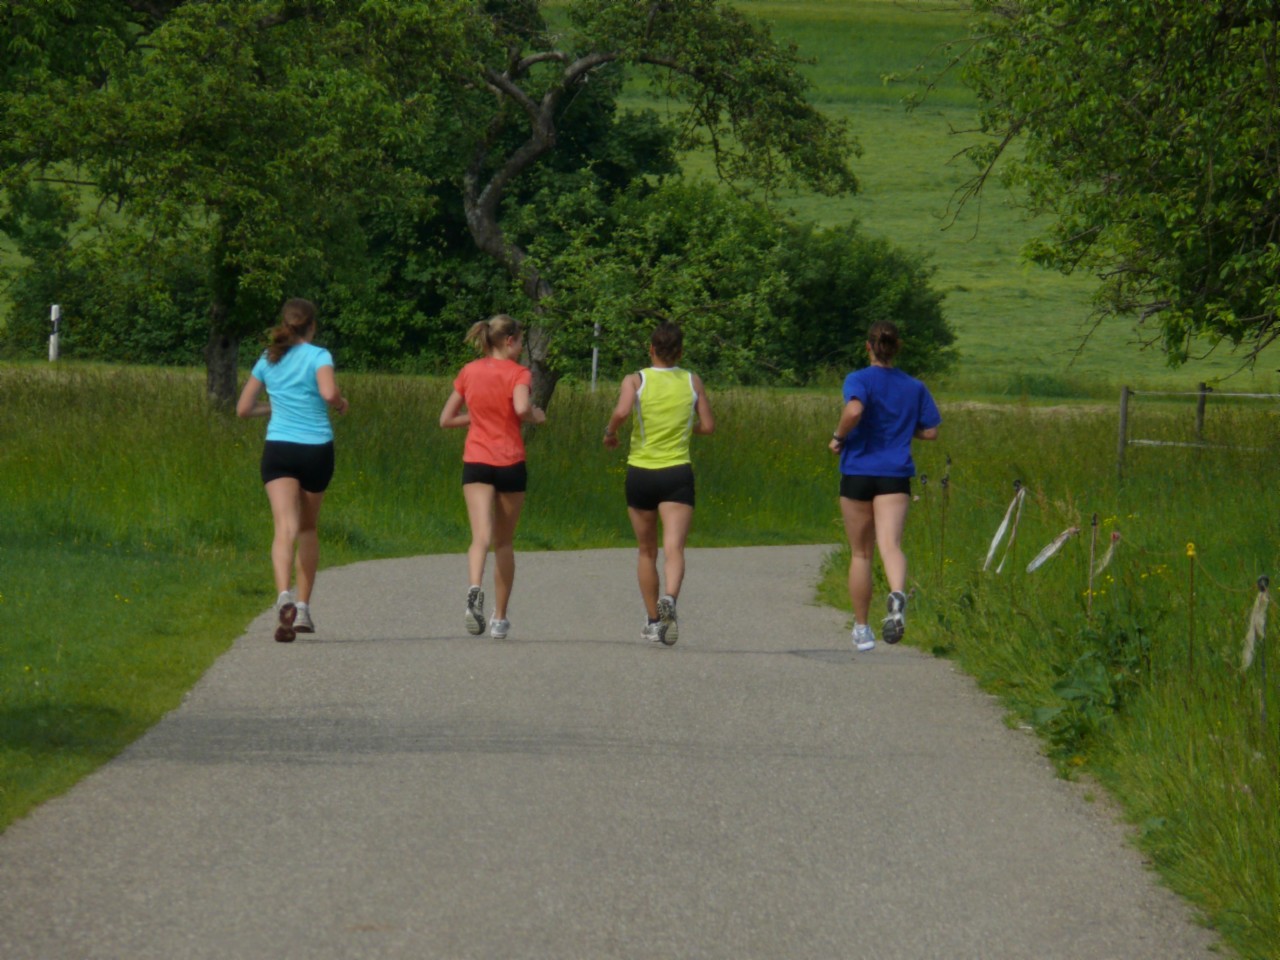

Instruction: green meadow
[4,3,1280,958]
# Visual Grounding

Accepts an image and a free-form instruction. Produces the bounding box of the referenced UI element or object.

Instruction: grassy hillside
[711,1,1280,395]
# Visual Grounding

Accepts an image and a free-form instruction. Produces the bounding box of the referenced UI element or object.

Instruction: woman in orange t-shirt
[439,315,546,640]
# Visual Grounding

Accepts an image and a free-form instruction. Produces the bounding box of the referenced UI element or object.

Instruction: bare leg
[872,493,911,593]
[840,496,876,624]
[627,507,661,621]
[490,491,526,619]
[462,483,496,588]
[657,501,694,600]
[293,489,326,604]
[265,478,304,595]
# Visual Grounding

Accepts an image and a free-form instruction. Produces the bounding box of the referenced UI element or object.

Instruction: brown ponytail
[867,321,902,364]
[266,298,317,364]
[464,314,521,355]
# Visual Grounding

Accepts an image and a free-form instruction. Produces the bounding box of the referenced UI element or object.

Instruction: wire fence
[1115,383,1280,479]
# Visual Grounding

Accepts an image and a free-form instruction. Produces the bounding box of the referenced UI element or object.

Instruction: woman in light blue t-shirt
[828,321,940,653]
[237,298,349,642]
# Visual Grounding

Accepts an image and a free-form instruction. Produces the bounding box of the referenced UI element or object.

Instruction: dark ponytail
[266,298,317,364]
[867,320,901,364]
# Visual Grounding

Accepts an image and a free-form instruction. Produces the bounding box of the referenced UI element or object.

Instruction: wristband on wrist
[832,433,845,442]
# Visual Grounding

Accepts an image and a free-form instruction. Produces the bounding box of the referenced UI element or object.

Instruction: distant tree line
[0,1,956,404]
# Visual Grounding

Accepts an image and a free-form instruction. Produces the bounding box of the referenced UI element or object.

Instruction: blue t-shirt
[251,343,335,444]
[838,365,941,478]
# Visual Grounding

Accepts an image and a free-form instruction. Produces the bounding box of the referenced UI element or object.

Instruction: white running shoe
[881,591,907,644]
[294,602,314,634]
[641,620,669,645]
[465,586,485,636]
[489,616,510,640]
[657,595,679,645]
[851,623,876,652]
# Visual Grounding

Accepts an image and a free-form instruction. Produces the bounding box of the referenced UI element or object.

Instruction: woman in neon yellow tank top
[603,323,715,645]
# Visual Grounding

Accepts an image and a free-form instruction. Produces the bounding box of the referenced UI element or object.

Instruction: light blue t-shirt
[838,365,941,478]
[251,343,335,444]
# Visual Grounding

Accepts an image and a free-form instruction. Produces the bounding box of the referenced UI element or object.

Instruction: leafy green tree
[449,0,860,404]
[0,1,466,402]
[526,180,955,385]
[959,1,1280,364]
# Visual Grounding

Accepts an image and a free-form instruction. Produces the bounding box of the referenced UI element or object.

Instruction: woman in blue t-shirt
[828,321,940,652]
[237,298,349,642]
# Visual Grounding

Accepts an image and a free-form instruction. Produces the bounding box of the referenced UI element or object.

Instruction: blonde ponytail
[464,314,521,355]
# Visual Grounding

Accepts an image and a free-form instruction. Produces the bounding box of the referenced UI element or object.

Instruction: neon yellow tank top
[627,367,697,469]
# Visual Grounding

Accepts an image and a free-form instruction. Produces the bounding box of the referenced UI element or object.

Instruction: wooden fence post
[1194,382,1210,441]
[1116,386,1130,481]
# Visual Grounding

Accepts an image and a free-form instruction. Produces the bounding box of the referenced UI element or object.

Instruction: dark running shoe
[465,586,485,636]
[881,591,907,644]
[275,601,297,644]
[657,595,679,645]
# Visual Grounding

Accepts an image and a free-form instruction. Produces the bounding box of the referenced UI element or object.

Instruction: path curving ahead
[0,546,1219,959]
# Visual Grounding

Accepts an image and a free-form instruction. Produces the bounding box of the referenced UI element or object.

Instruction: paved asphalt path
[1,546,1220,960]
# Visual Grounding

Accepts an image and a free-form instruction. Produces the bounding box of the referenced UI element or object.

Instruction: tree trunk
[525,321,560,410]
[203,328,240,408]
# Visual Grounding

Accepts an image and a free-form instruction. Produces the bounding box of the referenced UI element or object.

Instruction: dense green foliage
[0,1,468,399]
[959,1,1280,366]
[0,1,955,398]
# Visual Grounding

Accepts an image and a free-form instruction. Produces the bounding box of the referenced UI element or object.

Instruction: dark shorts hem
[462,461,528,494]
[840,474,912,502]
[261,441,335,493]
[626,464,696,511]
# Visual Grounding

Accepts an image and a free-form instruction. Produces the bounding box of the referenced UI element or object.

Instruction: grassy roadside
[5,363,1278,956]
[816,401,1280,959]
[0,363,838,830]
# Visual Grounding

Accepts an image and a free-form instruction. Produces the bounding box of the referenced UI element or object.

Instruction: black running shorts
[839,474,912,502]
[260,440,335,493]
[626,463,696,511]
[462,461,528,494]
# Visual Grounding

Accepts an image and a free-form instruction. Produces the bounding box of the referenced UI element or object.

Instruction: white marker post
[49,304,60,361]
[590,320,601,392]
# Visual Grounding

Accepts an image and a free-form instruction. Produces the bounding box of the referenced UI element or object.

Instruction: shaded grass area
[1,542,257,818]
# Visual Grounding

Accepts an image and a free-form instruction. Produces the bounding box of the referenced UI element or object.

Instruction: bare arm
[439,389,470,429]
[315,365,348,415]
[915,425,939,441]
[692,374,715,435]
[512,383,546,424]
[602,374,640,449]
[236,374,269,419]
[828,398,864,454]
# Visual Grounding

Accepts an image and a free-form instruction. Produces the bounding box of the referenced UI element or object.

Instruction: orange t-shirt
[454,357,532,466]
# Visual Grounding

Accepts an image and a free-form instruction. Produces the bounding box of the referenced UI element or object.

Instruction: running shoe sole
[883,592,906,644]
[656,597,678,646]
[275,602,297,644]
[465,588,485,636]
